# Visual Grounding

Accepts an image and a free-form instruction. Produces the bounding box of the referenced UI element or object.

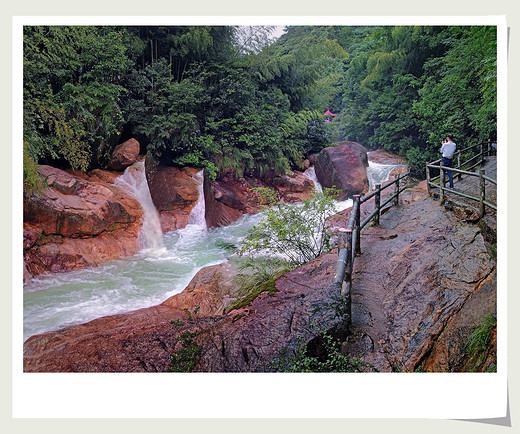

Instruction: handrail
[331,139,495,328]
[333,169,410,325]
[425,139,496,216]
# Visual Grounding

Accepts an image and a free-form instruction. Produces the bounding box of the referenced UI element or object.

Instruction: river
[23,160,398,341]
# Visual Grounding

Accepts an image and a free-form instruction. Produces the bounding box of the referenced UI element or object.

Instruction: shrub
[238,187,340,266]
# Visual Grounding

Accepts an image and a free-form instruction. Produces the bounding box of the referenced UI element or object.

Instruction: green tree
[23,26,132,181]
[239,188,340,266]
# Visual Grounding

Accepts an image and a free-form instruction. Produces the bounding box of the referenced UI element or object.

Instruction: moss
[226,277,278,313]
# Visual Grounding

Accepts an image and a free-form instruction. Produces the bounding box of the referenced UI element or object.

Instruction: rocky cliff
[23,165,144,281]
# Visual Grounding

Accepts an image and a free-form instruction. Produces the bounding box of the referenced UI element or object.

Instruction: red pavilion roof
[323,107,337,117]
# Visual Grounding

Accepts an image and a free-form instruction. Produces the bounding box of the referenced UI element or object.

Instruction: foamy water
[23,160,398,341]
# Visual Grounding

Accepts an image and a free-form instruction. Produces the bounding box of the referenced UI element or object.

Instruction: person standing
[440,134,456,188]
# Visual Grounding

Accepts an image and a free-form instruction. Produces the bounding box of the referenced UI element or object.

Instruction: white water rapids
[23,159,398,341]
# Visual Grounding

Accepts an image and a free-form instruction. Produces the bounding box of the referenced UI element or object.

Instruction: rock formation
[23,175,496,373]
[204,171,315,229]
[315,141,369,199]
[23,165,143,280]
[144,157,202,232]
[108,138,140,171]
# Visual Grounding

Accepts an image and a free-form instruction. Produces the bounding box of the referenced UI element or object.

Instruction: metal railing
[330,170,410,325]
[425,140,497,217]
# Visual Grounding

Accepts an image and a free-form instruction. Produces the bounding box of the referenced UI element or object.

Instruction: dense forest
[23,25,497,191]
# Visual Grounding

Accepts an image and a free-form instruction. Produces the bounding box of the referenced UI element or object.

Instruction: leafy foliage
[238,188,340,266]
[271,329,378,373]
[22,25,497,193]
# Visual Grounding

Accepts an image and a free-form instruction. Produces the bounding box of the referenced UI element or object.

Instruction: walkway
[340,173,497,371]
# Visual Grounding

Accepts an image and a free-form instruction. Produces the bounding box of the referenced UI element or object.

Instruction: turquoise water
[23,161,397,341]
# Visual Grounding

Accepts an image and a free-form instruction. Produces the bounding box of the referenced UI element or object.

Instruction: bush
[238,188,340,266]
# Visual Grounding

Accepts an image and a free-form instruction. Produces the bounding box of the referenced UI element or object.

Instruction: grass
[465,315,497,372]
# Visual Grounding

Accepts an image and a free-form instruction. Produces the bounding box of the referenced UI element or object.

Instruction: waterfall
[115,160,164,250]
[367,161,399,191]
[303,166,323,193]
[186,170,206,228]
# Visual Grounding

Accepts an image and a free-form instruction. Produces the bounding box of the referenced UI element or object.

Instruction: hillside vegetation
[23,25,496,189]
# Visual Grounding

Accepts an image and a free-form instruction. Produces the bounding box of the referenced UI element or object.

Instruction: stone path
[340,167,497,372]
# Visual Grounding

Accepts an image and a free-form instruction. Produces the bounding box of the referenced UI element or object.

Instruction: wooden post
[394,177,400,206]
[353,195,361,255]
[439,162,445,203]
[426,164,431,196]
[345,229,353,326]
[480,142,484,166]
[375,183,381,225]
[457,151,462,180]
[337,229,353,304]
[479,169,486,218]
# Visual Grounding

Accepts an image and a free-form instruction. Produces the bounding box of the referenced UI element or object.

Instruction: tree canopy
[23,24,497,190]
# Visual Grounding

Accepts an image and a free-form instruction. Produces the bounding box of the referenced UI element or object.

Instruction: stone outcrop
[23,165,143,280]
[23,254,341,372]
[108,138,140,171]
[315,141,369,199]
[337,182,496,372]
[205,171,315,229]
[144,157,202,232]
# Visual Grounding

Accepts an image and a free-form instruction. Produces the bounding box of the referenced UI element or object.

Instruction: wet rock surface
[315,141,369,199]
[204,171,315,229]
[144,157,202,232]
[23,258,341,372]
[23,165,143,279]
[23,157,497,373]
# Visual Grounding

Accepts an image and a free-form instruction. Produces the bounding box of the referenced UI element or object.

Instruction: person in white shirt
[440,134,456,188]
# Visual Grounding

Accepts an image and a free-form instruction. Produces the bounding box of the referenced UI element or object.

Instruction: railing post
[394,177,400,206]
[480,142,484,166]
[439,162,445,203]
[375,183,381,225]
[337,228,353,324]
[426,164,431,196]
[353,195,361,256]
[457,151,462,180]
[479,169,486,218]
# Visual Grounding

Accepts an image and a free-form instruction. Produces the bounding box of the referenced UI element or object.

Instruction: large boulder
[315,141,369,199]
[109,138,140,171]
[23,166,143,279]
[145,157,202,232]
[204,175,260,229]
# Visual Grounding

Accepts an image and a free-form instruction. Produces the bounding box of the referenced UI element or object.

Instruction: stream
[23,160,398,341]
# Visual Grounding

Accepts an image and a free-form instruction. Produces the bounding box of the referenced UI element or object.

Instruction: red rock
[367,149,406,165]
[109,138,140,171]
[23,165,143,279]
[315,142,369,200]
[205,171,315,228]
[22,174,496,373]
[145,158,201,232]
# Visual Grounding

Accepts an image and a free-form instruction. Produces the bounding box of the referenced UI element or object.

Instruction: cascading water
[186,170,206,228]
[367,160,399,191]
[23,160,398,342]
[115,160,164,251]
[303,166,323,194]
